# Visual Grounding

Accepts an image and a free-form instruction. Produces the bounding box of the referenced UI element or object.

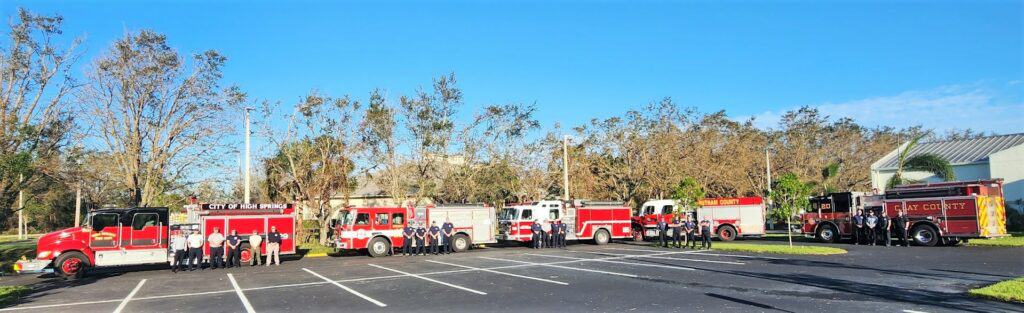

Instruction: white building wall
[989,144,1024,212]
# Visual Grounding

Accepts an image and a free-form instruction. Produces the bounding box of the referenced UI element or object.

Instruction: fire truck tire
[910,224,939,247]
[815,224,838,243]
[717,225,737,242]
[239,242,252,264]
[367,237,391,257]
[593,229,611,245]
[55,251,89,280]
[453,234,471,252]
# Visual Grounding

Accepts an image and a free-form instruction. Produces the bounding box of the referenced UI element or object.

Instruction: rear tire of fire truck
[367,237,391,258]
[453,234,471,252]
[55,251,90,280]
[593,229,611,245]
[815,224,838,243]
[910,224,939,247]
[717,225,737,242]
[239,243,253,264]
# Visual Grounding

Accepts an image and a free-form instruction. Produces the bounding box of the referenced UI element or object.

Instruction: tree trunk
[786,219,793,247]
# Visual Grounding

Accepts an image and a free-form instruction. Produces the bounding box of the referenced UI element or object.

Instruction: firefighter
[442,218,455,254]
[402,223,415,256]
[685,215,697,249]
[186,229,205,271]
[657,219,668,248]
[541,219,552,248]
[699,218,712,249]
[878,210,891,247]
[852,209,865,245]
[557,219,567,248]
[415,222,427,256]
[207,227,225,269]
[671,215,683,248]
[429,221,441,255]
[531,220,542,249]
[893,210,910,247]
[226,229,241,268]
[864,210,878,246]
[170,230,187,273]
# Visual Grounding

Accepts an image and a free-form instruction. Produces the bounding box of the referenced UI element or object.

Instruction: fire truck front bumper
[14,258,52,274]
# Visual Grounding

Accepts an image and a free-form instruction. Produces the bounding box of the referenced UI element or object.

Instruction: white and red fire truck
[801,179,1008,246]
[331,204,496,257]
[15,202,296,279]
[496,200,633,245]
[633,197,767,241]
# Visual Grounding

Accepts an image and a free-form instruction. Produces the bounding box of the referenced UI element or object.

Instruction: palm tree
[887,135,956,188]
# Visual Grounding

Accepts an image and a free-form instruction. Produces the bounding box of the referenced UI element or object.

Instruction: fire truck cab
[332,204,496,257]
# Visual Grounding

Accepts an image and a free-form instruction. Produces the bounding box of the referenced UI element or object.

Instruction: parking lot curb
[304,253,328,258]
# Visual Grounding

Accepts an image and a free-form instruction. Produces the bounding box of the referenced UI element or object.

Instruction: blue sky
[5,0,1023,136]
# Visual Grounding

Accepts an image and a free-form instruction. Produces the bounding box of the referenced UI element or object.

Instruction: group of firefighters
[852,208,911,246]
[168,226,284,272]
[400,219,457,255]
[655,214,713,249]
[530,219,569,249]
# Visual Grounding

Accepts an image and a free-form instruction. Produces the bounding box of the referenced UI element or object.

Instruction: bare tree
[80,30,237,206]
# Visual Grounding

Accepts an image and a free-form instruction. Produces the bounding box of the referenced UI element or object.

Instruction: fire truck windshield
[337,210,353,225]
[499,208,519,220]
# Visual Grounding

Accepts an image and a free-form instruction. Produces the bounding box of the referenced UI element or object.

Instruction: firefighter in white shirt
[207,227,225,269]
[170,230,187,273]
[186,230,205,271]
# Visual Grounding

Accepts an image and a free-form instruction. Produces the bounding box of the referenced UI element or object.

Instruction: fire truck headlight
[37,251,51,259]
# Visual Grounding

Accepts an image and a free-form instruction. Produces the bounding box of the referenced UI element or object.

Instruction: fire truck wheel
[911,224,939,247]
[367,237,391,257]
[717,225,737,242]
[593,229,611,245]
[453,234,471,252]
[239,243,252,263]
[815,224,838,243]
[55,251,90,280]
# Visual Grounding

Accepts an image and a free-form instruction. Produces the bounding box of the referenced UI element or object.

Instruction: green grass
[712,242,847,255]
[0,285,29,306]
[0,241,36,274]
[297,242,334,256]
[969,277,1024,303]
[967,232,1024,247]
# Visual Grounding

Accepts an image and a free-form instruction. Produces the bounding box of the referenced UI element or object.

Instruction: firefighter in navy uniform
[657,219,669,248]
[402,224,415,256]
[878,210,892,247]
[442,219,455,254]
[536,219,544,249]
[557,220,567,248]
[671,215,683,248]
[852,209,865,245]
[415,223,427,256]
[700,218,712,249]
[685,216,697,249]
[893,210,910,247]
[428,221,441,255]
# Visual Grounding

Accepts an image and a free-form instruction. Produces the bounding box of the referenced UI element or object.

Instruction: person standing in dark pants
[657,219,669,248]
[531,220,542,249]
[428,221,441,255]
[557,220,567,248]
[893,210,910,247]
[442,219,455,254]
[852,209,865,245]
[402,224,415,256]
[700,218,712,249]
[685,216,696,249]
[671,215,683,248]
[878,211,891,247]
[170,230,187,273]
[225,230,241,268]
[864,210,878,246]
[186,229,205,271]
[415,223,427,255]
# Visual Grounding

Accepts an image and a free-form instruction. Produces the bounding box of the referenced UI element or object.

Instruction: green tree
[670,177,705,215]
[887,135,956,189]
[769,173,813,247]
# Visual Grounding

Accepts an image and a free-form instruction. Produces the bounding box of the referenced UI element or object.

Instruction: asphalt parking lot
[2,241,1022,313]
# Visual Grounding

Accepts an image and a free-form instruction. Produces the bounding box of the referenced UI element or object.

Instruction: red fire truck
[801,180,1008,246]
[632,197,766,241]
[332,204,496,257]
[15,203,296,279]
[496,200,633,245]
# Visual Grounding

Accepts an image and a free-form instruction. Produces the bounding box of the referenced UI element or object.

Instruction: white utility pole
[18,174,24,239]
[562,135,570,201]
[765,148,772,197]
[75,185,82,227]
[244,107,252,204]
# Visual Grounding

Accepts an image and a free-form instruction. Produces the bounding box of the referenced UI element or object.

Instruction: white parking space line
[227,274,257,313]
[112,279,146,313]
[525,253,697,271]
[303,268,388,307]
[480,256,639,278]
[369,264,488,295]
[0,299,123,312]
[573,251,746,265]
[426,259,569,285]
[603,247,785,260]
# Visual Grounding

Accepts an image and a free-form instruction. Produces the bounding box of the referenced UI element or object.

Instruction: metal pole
[18,174,24,239]
[765,148,772,196]
[75,185,82,227]
[562,135,570,201]
[244,108,252,204]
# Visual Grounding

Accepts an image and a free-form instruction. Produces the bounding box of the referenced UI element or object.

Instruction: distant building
[870,133,1024,212]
